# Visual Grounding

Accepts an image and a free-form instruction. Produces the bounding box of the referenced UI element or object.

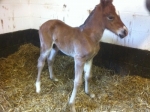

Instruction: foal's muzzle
[117,26,128,38]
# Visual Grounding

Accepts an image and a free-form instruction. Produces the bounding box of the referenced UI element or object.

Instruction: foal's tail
[38,24,54,54]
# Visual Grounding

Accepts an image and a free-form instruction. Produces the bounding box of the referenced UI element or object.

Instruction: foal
[36,0,128,111]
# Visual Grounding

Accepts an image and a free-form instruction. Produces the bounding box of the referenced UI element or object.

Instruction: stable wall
[0,0,31,33]
[0,0,150,51]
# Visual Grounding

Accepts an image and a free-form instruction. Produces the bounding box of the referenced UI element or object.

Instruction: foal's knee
[74,79,82,87]
[37,56,46,68]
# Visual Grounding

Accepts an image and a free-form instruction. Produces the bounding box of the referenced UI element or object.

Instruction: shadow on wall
[146,0,150,12]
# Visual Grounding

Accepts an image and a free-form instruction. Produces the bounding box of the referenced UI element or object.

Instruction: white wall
[0,0,150,51]
[30,0,98,28]
[0,0,31,33]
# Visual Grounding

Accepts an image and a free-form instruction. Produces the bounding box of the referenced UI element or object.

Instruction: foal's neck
[79,5,104,42]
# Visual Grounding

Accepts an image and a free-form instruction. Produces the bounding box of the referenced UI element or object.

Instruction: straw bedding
[0,43,150,112]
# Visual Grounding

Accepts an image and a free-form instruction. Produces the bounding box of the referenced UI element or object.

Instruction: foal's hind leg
[84,59,95,98]
[36,49,51,93]
[47,45,59,81]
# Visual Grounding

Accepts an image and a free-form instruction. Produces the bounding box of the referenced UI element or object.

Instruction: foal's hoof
[68,103,76,112]
[51,77,58,82]
[90,93,95,98]
[86,92,95,98]
[35,82,41,93]
[54,78,58,81]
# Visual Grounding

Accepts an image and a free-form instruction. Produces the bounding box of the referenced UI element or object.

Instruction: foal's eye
[107,16,114,21]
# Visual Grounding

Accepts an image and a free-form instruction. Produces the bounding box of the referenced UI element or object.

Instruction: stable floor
[0,44,150,112]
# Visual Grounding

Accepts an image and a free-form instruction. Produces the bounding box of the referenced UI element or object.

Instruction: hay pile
[0,43,150,112]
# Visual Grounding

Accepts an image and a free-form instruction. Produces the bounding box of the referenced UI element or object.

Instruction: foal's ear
[100,0,113,6]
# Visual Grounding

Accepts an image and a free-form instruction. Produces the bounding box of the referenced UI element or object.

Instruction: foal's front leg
[84,59,95,98]
[69,58,84,112]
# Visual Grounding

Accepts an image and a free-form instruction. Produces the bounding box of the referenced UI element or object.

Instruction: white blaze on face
[123,26,128,31]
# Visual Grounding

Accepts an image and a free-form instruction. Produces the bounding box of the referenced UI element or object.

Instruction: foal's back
[39,20,99,58]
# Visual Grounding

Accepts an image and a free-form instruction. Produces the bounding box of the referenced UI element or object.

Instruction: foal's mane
[79,4,99,28]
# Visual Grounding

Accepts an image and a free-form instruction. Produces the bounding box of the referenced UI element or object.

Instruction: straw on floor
[0,43,150,112]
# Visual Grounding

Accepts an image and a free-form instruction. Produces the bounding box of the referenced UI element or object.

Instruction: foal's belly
[57,43,100,62]
[60,49,74,57]
[55,43,75,57]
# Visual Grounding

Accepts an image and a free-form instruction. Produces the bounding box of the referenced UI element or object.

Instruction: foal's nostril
[118,29,128,38]
[123,29,128,36]
[117,26,128,38]
[124,30,126,35]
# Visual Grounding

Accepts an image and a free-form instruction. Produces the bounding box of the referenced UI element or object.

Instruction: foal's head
[100,0,128,38]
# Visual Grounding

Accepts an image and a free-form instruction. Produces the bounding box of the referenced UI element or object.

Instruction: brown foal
[35,0,128,111]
